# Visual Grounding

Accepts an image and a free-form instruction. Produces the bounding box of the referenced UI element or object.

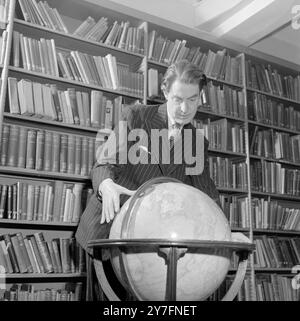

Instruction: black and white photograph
[0,0,299,317]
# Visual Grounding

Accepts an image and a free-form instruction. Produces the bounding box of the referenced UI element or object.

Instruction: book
[33,232,53,273]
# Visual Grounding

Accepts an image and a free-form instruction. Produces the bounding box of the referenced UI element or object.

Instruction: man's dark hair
[161,59,207,93]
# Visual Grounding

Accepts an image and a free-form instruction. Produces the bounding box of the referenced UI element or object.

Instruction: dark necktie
[169,122,182,147]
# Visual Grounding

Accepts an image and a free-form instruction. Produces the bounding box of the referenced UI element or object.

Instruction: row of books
[202,82,245,119]
[253,236,300,268]
[251,161,300,196]
[0,283,83,301]
[251,198,300,231]
[246,60,300,102]
[0,0,9,23]
[215,275,300,301]
[209,157,248,190]
[0,232,86,274]
[250,127,300,164]
[0,29,7,65]
[220,195,250,229]
[57,49,144,96]
[193,118,245,153]
[18,0,69,33]
[18,0,146,55]
[208,276,252,301]
[7,77,126,129]
[12,31,59,77]
[0,124,95,176]
[248,92,300,131]
[0,180,91,223]
[12,31,145,96]
[255,275,299,301]
[73,16,145,54]
[148,32,243,85]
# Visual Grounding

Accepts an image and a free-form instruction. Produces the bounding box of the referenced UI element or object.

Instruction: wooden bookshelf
[250,155,300,168]
[3,112,110,134]
[0,218,79,228]
[197,108,246,123]
[254,268,295,273]
[0,166,90,181]
[4,272,87,279]
[248,120,300,135]
[252,228,300,236]
[247,87,300,106]
[251,191,300,201]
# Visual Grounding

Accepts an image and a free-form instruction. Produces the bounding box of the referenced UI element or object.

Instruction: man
[75,59,221,299]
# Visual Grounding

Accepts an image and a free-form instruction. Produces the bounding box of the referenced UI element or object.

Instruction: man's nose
[180,101,188,113]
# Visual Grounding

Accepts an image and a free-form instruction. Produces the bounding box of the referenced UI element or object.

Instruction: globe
[109,181,233,301]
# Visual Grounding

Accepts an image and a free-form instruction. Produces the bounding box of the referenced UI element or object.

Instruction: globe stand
[89,177,255,301]
[88,238,255,301]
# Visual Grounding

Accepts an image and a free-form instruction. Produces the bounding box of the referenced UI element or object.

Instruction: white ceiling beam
[211,0,277,37]
[193,0,244,26]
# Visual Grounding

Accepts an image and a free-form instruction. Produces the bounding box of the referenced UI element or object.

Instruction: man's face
[165,80,200,125]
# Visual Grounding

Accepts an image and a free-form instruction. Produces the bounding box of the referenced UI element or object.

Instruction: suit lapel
[145,104,168,176]
[166,122,196,176]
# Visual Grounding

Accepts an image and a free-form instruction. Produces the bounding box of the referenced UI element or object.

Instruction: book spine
[29,235,45,273]
[34,232,54,273]
[3,234,20,273]
[16,232,33,273]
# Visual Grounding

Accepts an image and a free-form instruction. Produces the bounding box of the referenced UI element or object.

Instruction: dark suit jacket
[75,104,220,254]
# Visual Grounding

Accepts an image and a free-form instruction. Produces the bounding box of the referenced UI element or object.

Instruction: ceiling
[189,0,300,65]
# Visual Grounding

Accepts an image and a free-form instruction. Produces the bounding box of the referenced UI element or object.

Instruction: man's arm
[91,105,139,195]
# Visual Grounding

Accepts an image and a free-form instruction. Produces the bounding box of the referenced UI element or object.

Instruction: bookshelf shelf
[247,87,300,106]
[0,218,78,228]
[0,166,90,182]
[251,191,300,201]
[248,120,300,135]
[208,149,247,158]
[197,108,246,123]
[3,112,110,135]
[231,227,250,232]
[4,273,87,279]
[8,66,144,100]
[207,77,243,89]
[252,228,300,236]
[147,59,168,68]
[217,187,248,194]
[14,18,145,60]
[250,154,300,167]
[147,97,165,104]
[254,268,294,273]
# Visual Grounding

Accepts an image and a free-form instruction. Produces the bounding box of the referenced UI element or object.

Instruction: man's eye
[173,98,182,103]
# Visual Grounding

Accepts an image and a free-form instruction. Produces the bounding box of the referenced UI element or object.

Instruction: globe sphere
[109,182,232,301]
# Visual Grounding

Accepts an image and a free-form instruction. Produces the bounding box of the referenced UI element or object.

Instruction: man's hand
[98,179,136,224]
